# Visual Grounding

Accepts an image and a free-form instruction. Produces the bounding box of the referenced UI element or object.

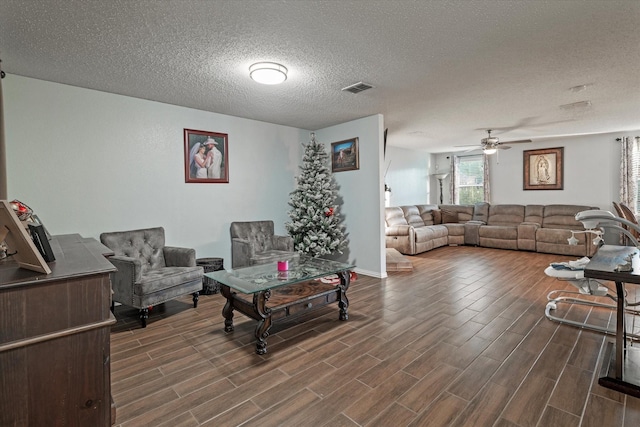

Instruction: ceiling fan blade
[454,144,482,148]
[502,139,532,144]
[497,145,511,150]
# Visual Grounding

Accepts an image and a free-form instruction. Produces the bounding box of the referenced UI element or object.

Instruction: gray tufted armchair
[230,220,298,268]
[100,227,203,328]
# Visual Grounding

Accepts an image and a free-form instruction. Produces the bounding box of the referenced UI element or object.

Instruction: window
[455,155,484,204]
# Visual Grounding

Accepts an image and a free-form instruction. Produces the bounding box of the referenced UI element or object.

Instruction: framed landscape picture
[523,147,563,190]
[331,137,359,172]
[184,129,229,183]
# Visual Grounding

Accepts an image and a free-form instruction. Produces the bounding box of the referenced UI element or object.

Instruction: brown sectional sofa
[385,203,599,257]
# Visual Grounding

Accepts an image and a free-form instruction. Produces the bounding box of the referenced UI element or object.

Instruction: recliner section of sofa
[385,203,599,257]
[536,204,599,257]
[478,204,525,250]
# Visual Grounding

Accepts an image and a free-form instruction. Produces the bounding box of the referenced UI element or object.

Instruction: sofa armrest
[271,234,294,251]
[385,225,412,236]
[108,255,142,304]
[518,222,540,235]
[109,256,142,282]
[231,237,254,268]
[517,222,539,251]
[163,246,196,267]
[464,221,484,245]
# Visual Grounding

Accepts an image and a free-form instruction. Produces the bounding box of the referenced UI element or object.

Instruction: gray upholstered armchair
[230,220,298,268]
[100,227,203,328]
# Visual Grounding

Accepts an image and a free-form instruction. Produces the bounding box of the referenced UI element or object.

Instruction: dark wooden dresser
[0,234,116,426]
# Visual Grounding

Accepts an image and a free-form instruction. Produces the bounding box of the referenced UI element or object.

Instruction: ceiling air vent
[341,81,373,94]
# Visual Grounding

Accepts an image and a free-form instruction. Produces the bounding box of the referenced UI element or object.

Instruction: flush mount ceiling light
[249,62,288,85]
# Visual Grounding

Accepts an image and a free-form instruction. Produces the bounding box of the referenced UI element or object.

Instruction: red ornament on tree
[325,207,334,217]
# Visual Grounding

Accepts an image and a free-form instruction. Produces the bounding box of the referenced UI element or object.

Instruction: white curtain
[449,155,458,204]
[620,136,640,213]
[483,154,491,203]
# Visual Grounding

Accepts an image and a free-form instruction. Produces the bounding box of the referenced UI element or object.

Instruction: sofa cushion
[536,228,591,256]
[487,204,525,226]
[401,205,425,228]
[414,226,434,242]
[542,205,596,230]
[417,204,439,226]
[442,209,459,224]
[444,223,465,245]
[134,265,203,295]
[415,225,449,252]
[438,204,474,223]
[473,202,490,222]
[385,207,408,227]
[524,205,544,225]
[479,225,518,240]
[432,209,442,224]
[479,223,519,250]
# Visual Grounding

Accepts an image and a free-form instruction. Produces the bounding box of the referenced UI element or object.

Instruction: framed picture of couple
[184,129,229,183]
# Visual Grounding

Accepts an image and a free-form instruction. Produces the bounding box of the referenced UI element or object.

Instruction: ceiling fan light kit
[455,129,533,155]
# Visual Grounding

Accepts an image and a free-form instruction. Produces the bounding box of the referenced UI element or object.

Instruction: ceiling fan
[457,130,532,155]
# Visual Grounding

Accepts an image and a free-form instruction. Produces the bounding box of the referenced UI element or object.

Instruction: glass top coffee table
[206,256,355,354]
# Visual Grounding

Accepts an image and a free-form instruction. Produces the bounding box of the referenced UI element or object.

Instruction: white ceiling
[1,0,639,152]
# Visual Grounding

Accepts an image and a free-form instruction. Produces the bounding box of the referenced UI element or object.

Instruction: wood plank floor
[110,246,640,426]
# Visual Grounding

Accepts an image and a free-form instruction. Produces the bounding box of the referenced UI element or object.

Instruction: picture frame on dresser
[0,200,52,274]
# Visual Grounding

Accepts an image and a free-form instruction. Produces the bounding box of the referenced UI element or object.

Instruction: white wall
[4,75,386,276]
[388,131,637,210]
[488,132,631,210]
[384,146,430,206]
[316,115,386,278]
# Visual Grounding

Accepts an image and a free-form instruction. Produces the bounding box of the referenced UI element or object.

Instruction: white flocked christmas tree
[286,132,346,257]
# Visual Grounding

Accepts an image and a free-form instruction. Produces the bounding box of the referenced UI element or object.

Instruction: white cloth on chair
[549,256,590,271]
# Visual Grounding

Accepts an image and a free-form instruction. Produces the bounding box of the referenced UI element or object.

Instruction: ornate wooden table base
[221,270,350,354]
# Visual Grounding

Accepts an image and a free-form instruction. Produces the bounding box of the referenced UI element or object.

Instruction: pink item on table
[277,260,289,271]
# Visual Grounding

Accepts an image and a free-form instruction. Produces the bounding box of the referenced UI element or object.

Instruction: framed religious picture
[184,129,229,183]
[523,147,564,190]
[331,137,359,172]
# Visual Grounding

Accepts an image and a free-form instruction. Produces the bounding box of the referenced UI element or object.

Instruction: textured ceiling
[1,0,639,152]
